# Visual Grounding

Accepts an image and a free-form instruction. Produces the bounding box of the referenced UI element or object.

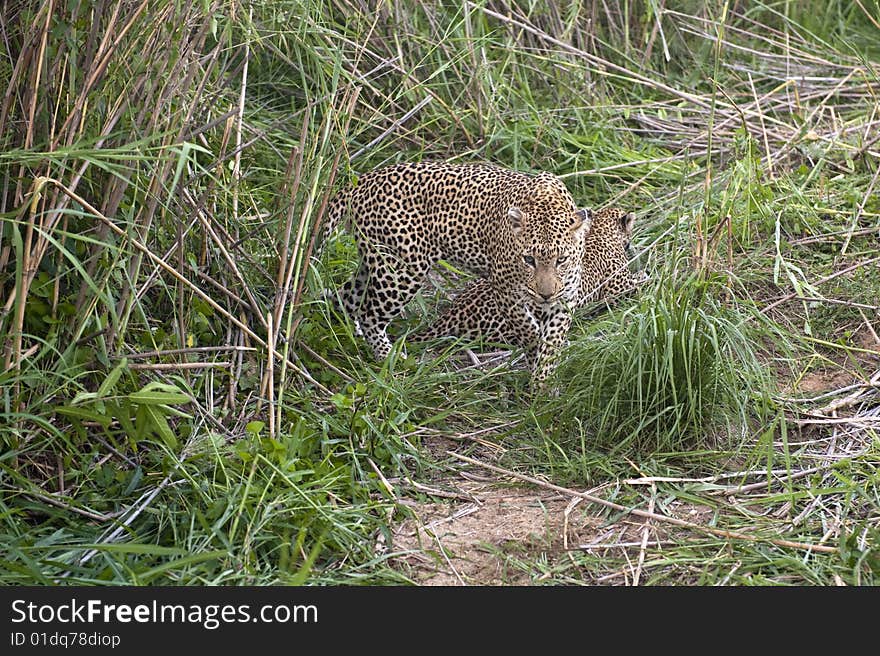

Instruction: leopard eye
[556,255,568,266]
[523,255,536,267]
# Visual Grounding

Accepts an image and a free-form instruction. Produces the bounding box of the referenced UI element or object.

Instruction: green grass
[550,269,771,454]
[1,0,878,585]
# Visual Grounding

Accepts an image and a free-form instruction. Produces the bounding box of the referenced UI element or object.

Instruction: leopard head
[508,203,591,305]
[581,207,648,304]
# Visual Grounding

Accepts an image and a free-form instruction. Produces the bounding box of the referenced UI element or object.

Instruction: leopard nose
[539,290,553,300]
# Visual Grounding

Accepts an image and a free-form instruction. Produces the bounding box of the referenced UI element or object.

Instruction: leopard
[410,207,647,366]
[322,161,591,385]
[572,207,646,308]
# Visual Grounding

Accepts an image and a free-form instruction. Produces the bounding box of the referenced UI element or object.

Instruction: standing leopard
[323,161,591,384]
[411,207,646,357]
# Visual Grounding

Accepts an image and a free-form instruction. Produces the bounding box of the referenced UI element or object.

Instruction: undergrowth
[1,0,878,585]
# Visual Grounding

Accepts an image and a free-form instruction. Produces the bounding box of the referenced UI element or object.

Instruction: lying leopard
[411,207,646,359]
[323,161,590,385]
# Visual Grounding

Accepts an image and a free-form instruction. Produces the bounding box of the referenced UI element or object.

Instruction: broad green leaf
[143,405,178,449]
[128,382,190,405]
[97,358,128,397]
[55,406,113,427]
[246,421,265,435]
[69,391,98,406]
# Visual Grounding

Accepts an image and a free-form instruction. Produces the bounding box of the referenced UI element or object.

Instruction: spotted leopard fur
[411,207,646,366]
[323,161,590,384]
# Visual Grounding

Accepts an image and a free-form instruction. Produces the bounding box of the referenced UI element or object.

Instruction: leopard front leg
[529,304,573,389]
[500,299,544,375]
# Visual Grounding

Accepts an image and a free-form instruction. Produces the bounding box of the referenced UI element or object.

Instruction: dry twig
[447,452,837,554]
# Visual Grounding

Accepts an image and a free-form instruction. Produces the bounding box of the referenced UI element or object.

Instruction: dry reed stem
[39,177,329,395]
[632,484,655,586]
[231,5,251,224]
[128,362,233,370]
[184,188,268,330]
[119,346,257,359]
[267,311,275,440]
[20,490,124,522]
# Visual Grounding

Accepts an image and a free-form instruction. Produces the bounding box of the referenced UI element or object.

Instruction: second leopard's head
[508,204,591,305]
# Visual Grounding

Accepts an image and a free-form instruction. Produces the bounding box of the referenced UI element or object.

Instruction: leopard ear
[573,208,592,237]
[507,206,523,235]
[621,211,636,237]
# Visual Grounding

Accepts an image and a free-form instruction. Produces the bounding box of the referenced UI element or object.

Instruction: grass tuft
[549,269,772,455]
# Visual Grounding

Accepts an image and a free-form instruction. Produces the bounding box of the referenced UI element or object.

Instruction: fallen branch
[446,451,837,554]
[815,370,880,416]
[760,255,880,316]
[20,491,125,523]
[128,361,232,370]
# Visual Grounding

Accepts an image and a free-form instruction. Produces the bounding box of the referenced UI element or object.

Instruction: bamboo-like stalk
[39,177,329,394]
